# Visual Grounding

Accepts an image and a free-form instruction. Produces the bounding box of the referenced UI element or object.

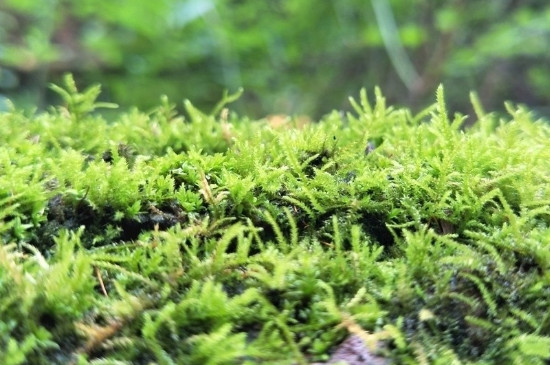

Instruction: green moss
[1,75,550,364]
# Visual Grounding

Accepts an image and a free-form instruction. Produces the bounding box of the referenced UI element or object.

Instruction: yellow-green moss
[1,75,550,364]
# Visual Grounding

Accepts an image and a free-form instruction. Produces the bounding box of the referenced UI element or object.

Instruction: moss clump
[1,74,550,364]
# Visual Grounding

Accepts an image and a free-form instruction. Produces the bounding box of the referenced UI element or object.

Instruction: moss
[1,75,550,364]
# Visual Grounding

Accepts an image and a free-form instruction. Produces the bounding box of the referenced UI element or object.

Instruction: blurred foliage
[1,0,550,118]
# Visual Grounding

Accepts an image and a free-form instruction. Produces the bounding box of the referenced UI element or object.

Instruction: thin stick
[95,266,108,297]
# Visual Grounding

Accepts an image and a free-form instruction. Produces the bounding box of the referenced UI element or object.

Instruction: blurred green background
[1,0,549,119]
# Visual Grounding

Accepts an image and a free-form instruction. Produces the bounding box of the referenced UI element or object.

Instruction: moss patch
[1,75,550,364]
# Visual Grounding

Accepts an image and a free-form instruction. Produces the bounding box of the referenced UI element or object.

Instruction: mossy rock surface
[1,76,550,364]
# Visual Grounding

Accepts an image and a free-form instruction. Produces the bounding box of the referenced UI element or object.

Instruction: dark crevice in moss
[34,195,189,252]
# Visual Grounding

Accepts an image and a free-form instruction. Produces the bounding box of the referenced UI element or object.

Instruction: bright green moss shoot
[1,74,550,364]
